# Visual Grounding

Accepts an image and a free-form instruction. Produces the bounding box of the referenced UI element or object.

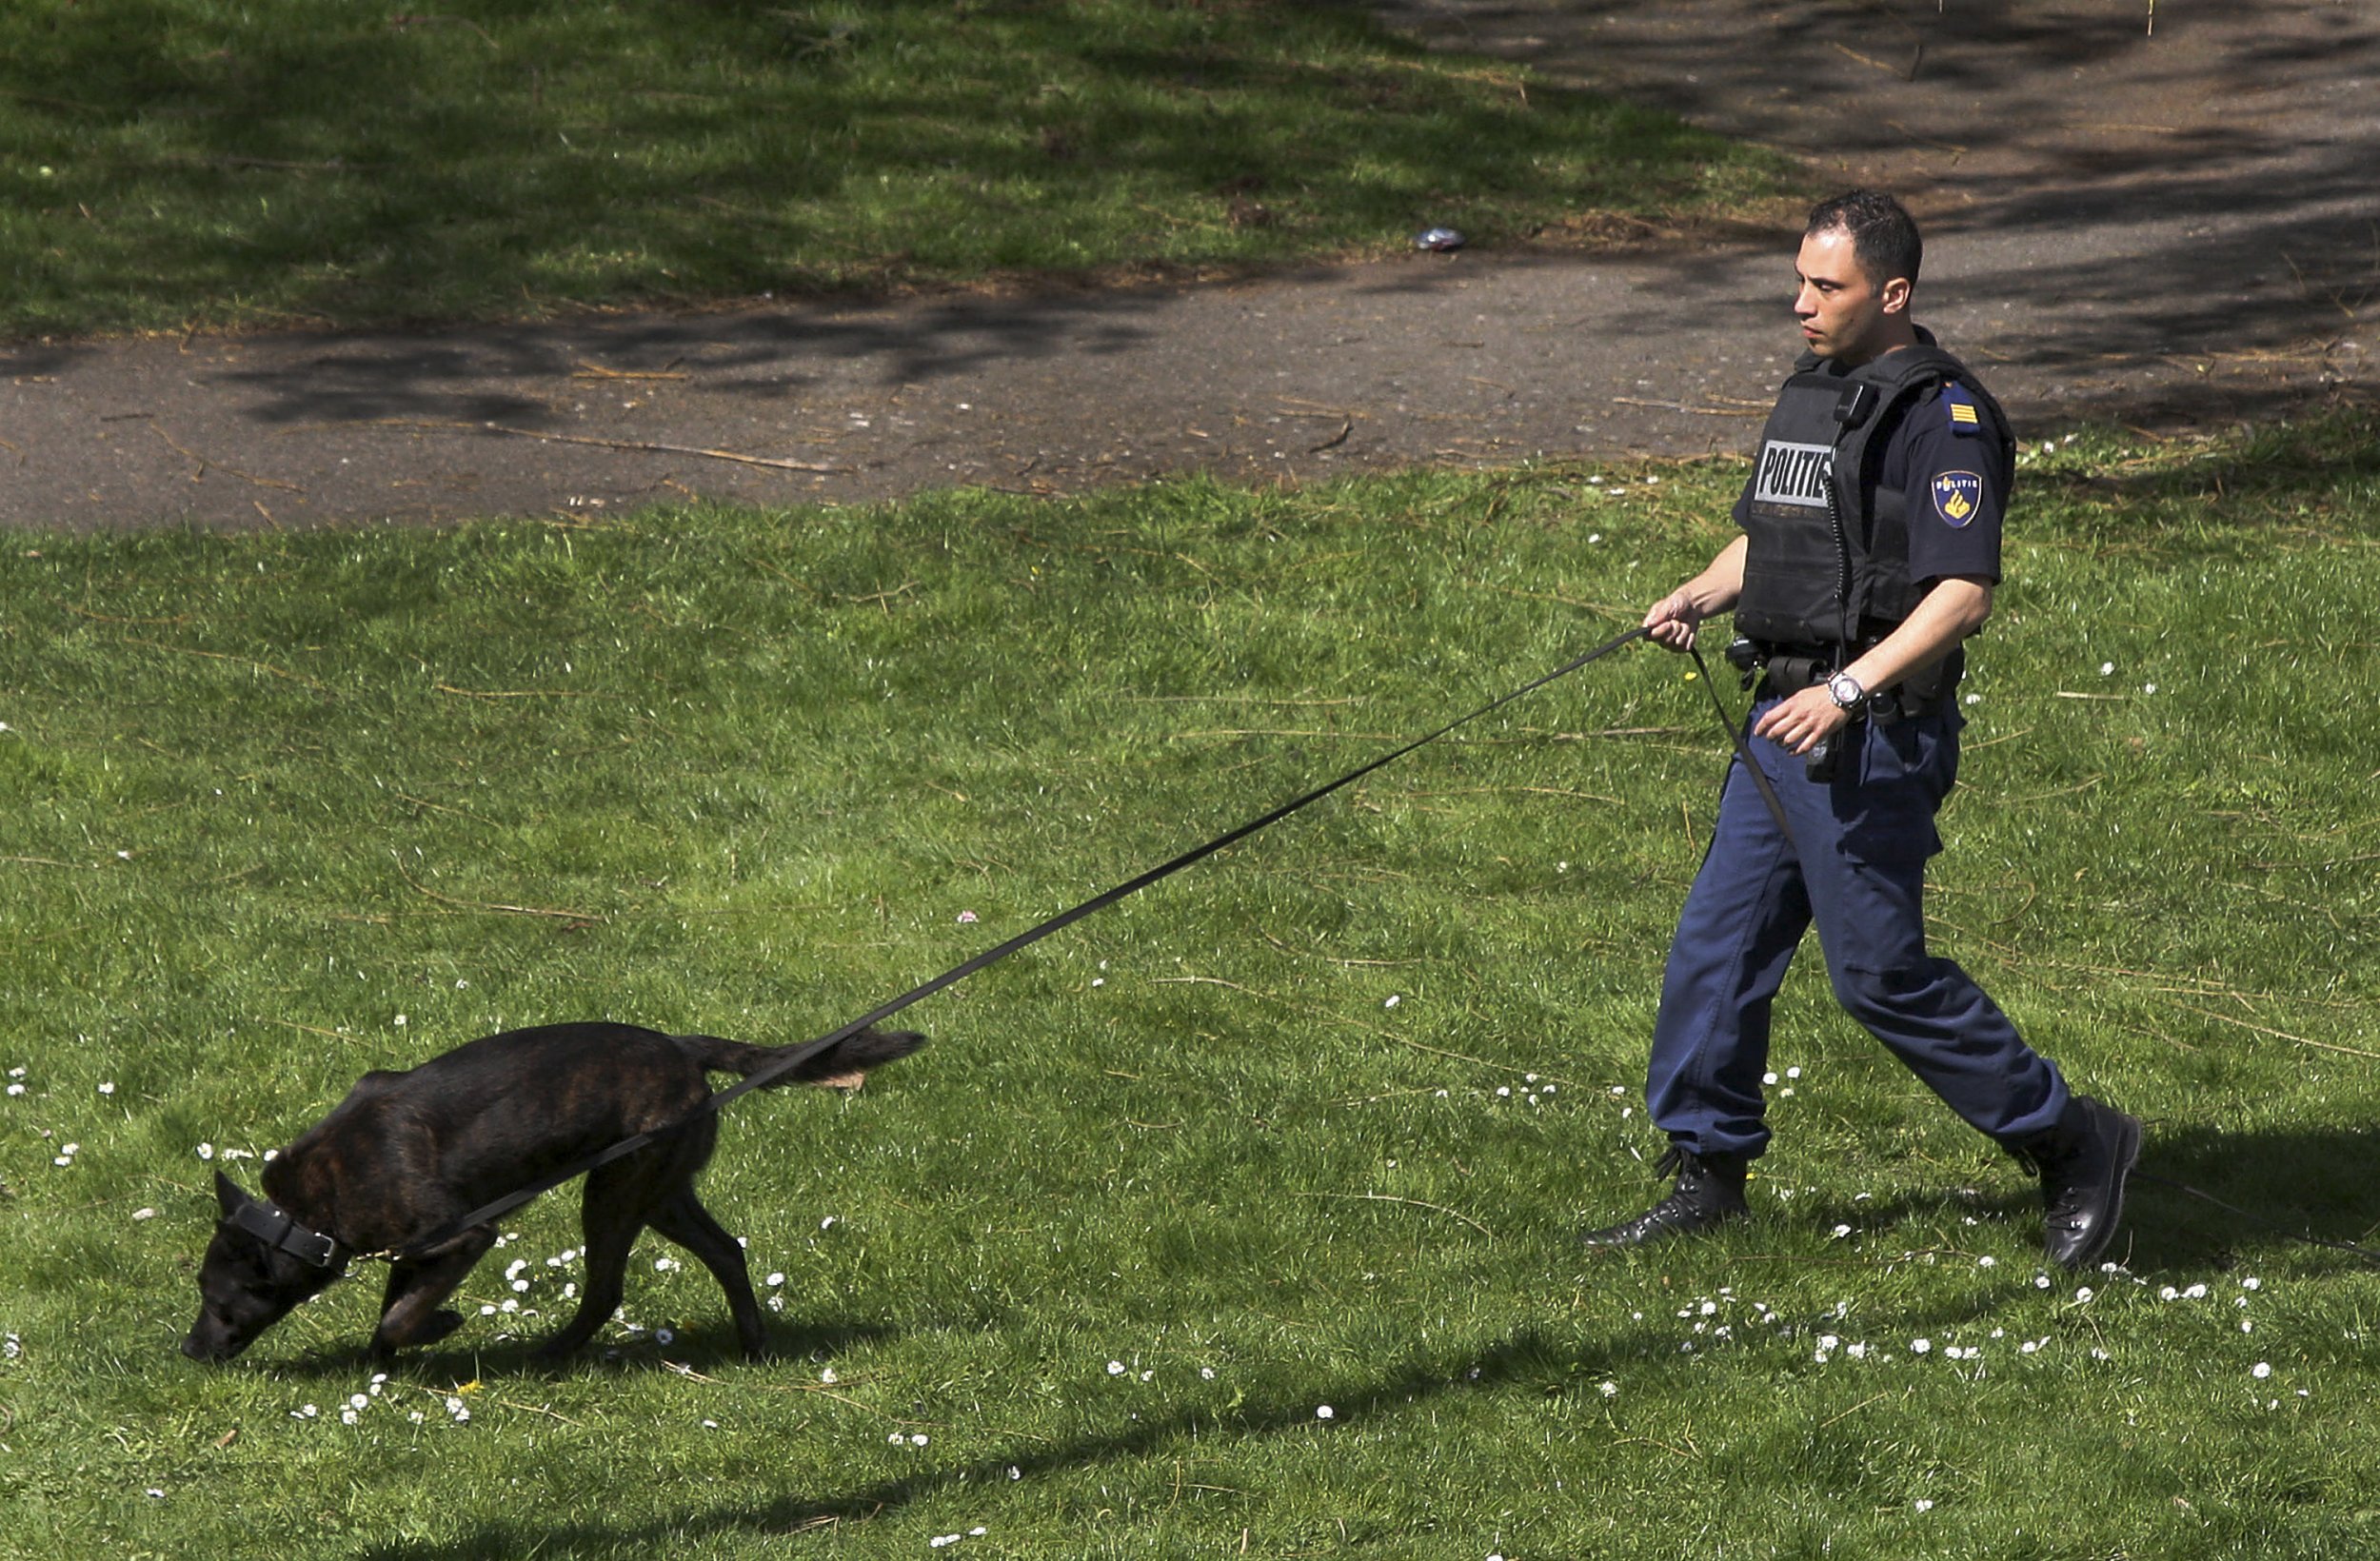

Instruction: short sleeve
[1894,384,2005,585]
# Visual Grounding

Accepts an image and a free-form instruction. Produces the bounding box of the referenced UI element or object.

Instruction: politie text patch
[1931,470,1984,527]
[1754,441,1834,507]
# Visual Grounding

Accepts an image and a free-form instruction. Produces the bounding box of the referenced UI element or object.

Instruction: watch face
[1830,674,1862,708]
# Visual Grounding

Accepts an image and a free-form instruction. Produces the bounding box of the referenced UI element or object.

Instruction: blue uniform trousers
[1646,698,2067,1158]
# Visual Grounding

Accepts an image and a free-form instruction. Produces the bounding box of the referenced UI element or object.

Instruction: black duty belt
[1735,640,1948,724]
[1759,656,1834,698]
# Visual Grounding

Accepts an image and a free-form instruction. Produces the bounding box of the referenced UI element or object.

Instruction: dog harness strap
[230,1197,341,1269]
[401,624,1656,1259]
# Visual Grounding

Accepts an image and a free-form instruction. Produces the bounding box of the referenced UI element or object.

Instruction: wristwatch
[1825,671,1870,715]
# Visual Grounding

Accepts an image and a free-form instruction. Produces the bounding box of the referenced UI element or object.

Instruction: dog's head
[182,1172,344,1362]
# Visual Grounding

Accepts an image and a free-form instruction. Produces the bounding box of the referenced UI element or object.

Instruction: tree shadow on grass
[229,1313,900,1385]
[343,1276,2063,1561]
[337,1321,1681,1559]
[0,0,1748,343]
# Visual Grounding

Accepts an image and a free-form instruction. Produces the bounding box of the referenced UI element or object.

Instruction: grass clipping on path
[0,0,1792,340]
[3,416,2378,1557]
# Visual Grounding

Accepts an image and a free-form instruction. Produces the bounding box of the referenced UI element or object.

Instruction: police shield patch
[1931,470,1984,527]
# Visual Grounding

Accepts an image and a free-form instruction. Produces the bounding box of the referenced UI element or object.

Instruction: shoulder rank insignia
[1932,470,1984,527]
[1942,384,1983,435]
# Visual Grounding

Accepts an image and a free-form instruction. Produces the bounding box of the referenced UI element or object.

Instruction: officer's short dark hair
[1806,190,1921,289]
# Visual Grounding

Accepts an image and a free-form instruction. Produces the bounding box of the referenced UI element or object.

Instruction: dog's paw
[376,1309,466,1354]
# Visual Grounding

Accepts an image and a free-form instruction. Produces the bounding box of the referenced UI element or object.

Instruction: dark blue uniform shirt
[1888,382,2005,586]
[1733,380,2007,592]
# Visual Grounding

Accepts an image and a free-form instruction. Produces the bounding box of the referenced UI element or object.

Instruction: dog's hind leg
[370,1231,497,1357]
[648,1189,767,1360]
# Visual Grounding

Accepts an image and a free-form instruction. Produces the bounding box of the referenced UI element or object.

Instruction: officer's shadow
[2116,1121,2380,1274]
[1784,1122,2380,1276]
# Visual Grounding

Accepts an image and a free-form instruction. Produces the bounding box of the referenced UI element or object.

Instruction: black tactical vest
[1734,335,2014,651]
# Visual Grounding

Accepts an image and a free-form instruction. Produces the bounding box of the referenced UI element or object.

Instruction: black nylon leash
[390,623,1655,1259]
[1686,639,1798,847]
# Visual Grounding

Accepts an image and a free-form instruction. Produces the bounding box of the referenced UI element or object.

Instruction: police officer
[1584,191,2139,1271]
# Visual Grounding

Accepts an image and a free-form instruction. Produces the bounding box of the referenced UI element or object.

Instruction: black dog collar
[228,1196,342,1270]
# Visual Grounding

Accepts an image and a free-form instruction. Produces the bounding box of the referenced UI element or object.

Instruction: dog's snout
[183,1330,249,1362]
[182,1305,248,1363]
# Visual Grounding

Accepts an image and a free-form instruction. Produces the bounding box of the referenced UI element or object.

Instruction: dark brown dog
[183,1020,923,1364]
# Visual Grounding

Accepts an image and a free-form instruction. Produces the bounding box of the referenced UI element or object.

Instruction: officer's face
[1792,228,1907,366]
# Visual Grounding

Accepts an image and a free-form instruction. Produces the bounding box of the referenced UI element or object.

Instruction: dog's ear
[213,1169,253,1216]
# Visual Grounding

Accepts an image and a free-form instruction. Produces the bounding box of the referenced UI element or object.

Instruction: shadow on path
[2,0,2370,531]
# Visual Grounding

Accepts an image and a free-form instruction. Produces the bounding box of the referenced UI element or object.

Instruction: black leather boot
[2016,1095,2142,1271]
[1581,1145,1750,1248]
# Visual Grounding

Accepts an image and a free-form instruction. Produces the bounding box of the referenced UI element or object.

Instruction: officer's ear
[1878,275,1914,318]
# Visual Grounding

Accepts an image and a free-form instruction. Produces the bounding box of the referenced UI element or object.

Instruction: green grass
[0,0,1793,341]
[3,415,2378,1558]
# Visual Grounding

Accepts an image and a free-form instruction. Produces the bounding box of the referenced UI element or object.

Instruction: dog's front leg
[369,1231,497,1357]
[532,1171,646,1360]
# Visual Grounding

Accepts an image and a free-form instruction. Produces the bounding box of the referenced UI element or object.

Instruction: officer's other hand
[1643,591,1702,652]
[1752,686,1852,756]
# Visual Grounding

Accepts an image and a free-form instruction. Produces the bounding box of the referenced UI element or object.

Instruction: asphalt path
[2,0,2371,532]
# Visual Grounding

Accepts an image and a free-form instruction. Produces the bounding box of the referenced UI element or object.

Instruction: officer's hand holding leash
[1641,534,1849,769]
[1641,535,1748,653]
[1643,589,1710,653]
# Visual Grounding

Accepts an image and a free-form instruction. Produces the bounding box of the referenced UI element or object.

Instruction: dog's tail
[675,1028,927,1093]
